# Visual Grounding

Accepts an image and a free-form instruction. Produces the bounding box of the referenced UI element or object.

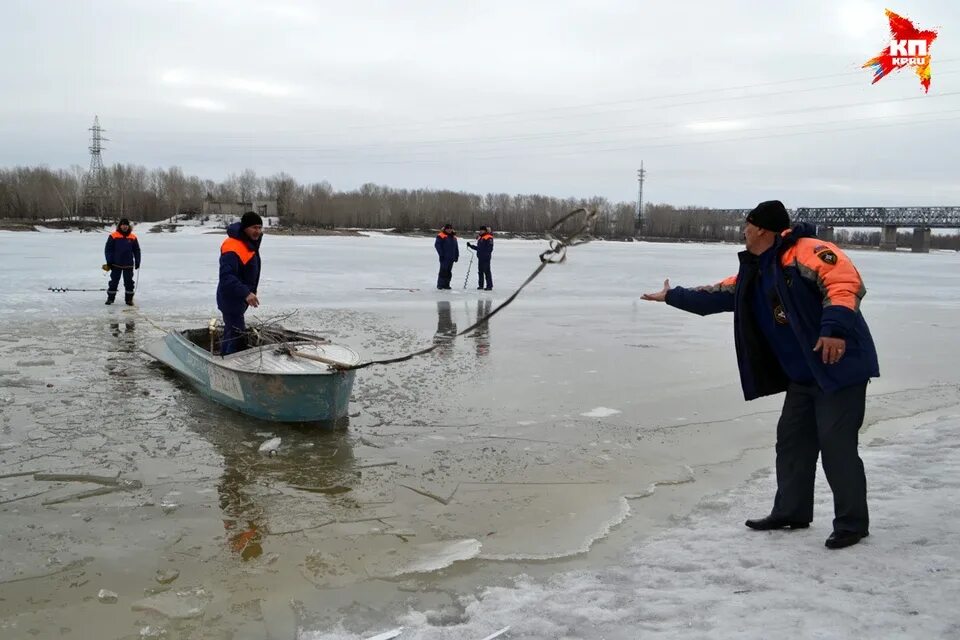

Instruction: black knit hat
[746,200,790,233]
[240,211,263,230]
[117,218,130,228]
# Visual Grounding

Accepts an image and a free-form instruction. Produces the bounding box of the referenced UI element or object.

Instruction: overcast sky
[0,0,957,207]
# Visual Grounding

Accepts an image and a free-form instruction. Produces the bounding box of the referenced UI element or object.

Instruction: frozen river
[1,227,959,638]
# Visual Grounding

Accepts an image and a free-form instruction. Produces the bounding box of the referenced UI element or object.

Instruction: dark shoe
[745,515,810,531]
[125,295,135,306]
[825,530,868,549]
[105,299,114,305]
[484,287,492,291]
[477,287,484,290]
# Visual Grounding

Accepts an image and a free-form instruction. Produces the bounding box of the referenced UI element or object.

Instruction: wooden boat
[143,325,361,422]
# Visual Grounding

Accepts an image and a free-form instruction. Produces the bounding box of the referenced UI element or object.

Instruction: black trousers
[108,267,135,296]
[437,260,454,289]
[477,259,492,289]
[221,310,247,356]
[771,381,869,534]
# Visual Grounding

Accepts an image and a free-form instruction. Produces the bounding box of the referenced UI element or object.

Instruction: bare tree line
[0,164,636,236]
[2,164,958,247]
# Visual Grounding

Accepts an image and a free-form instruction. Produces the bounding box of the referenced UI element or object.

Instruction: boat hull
[144,331,356,423]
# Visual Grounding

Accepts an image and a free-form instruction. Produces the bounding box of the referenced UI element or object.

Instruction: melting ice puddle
[392,539,481,576]
[580,407,621,418]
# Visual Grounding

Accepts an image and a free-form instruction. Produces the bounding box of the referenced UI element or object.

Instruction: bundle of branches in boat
[209,311,328,358]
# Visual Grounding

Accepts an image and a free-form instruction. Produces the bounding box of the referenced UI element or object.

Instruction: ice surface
[580,406,621,418]
[2,230,959,638]
[303,410,960,639]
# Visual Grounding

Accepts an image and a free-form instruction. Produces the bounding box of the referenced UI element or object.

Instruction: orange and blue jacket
[665,223,879,400]
[216,222,261,314]
[104,228,140,268]
[435,231,459,263]
[469,233,494,259]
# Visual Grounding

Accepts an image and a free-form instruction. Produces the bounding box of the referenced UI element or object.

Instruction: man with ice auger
[467,226,494,290]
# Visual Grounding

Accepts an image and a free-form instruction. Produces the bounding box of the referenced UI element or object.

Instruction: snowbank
[307,409,960,639]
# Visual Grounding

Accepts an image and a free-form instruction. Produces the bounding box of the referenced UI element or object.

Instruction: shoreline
[0,220,906,252]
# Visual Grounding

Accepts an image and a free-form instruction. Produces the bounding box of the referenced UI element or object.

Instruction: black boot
[124,293,134,306]
[745,515,810,530]
[105,293,116,305]
[825,530,868,549]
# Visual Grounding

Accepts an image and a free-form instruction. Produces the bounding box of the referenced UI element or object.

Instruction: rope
[48,287,108,293]
[318,208,597,372]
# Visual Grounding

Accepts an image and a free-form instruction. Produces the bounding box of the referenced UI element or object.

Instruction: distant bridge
[714,206,960,252]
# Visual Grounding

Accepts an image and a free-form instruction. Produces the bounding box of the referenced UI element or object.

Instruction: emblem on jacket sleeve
[773,303,789,325]
[817,249,838,265]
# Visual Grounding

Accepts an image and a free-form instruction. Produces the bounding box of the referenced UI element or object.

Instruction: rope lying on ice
[286,208,598,372]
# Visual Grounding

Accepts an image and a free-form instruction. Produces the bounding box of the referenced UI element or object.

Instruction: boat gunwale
[165,329,361,376]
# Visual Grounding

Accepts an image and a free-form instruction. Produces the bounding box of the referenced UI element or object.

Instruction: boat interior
[181,325,328,356]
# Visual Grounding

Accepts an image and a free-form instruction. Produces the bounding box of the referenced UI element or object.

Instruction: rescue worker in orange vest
[217,212,263,356]
[434,224,459,289]
[467,226,494,290]
[103,218,141,305]
[642,200,879,550]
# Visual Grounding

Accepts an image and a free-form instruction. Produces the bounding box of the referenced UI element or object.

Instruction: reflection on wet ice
[199,418,356,560]
[433,300,457,354]
[472,298,492,357]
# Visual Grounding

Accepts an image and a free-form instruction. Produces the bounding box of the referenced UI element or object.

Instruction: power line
[150,93,960,165]
[636,162,646,231]
[110,59,960,141]
[118,89,960,163]
[200,110,958,166]
[80,115,109,219]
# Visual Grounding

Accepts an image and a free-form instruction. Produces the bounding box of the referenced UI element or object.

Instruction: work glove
[102,264,110,272]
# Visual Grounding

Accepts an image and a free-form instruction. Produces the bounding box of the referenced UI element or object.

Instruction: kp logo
[863,9,938,93]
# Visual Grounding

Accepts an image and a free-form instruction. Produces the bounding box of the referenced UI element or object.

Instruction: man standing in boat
[434,224,459,290]
[217,211,263,355]
[103,218,141,306]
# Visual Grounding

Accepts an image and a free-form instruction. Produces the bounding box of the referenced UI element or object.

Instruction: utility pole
[81,115,109,221]
[636,162,646,236]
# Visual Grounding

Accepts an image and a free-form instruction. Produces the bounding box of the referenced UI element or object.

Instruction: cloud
[161,69,294,98]
[685,121,746,132]
[835,1,889,40]
[181,98,227,112]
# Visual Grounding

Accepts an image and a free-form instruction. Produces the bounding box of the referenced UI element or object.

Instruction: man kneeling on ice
[217,211,263,355]
[642,200,879,550]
